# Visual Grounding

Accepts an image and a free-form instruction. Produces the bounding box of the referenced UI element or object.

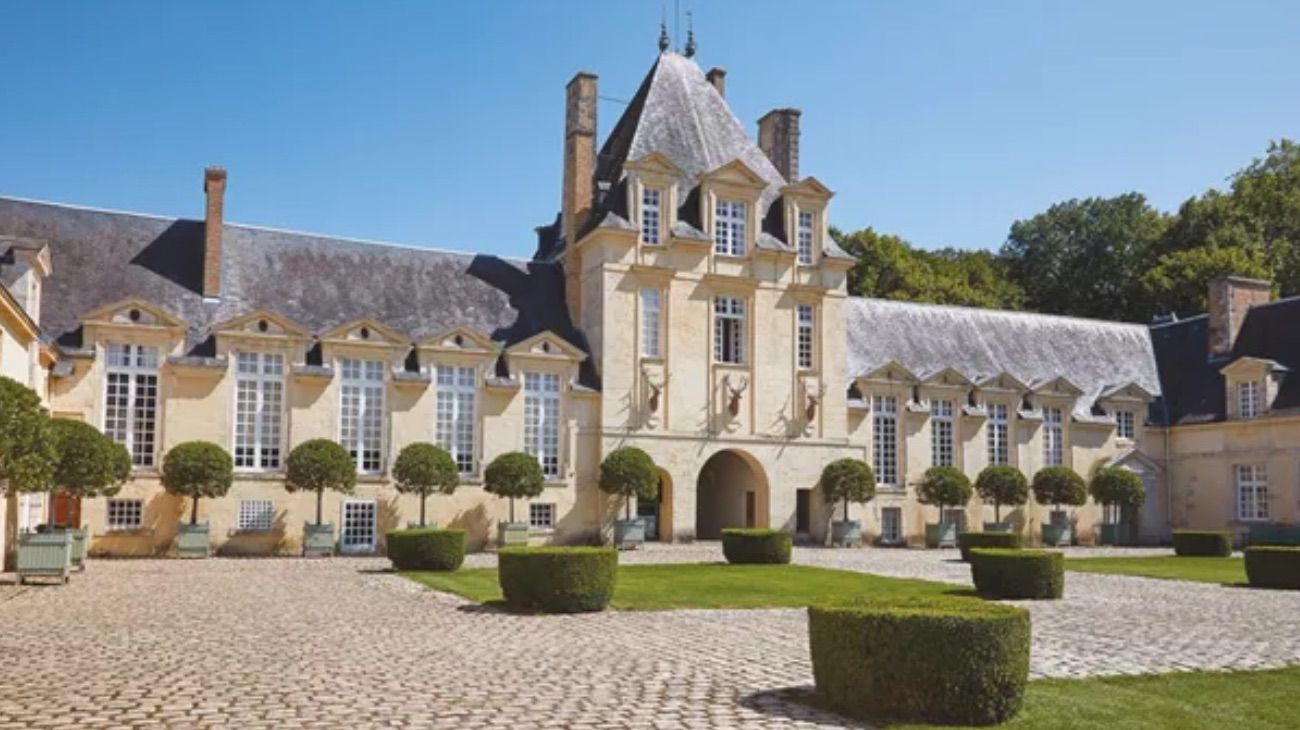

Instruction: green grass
[1065,555,1245,585]
[881,665,1300,729]
[402,563,953,610]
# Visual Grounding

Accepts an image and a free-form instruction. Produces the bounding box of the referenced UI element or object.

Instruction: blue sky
[3,1,1298,259]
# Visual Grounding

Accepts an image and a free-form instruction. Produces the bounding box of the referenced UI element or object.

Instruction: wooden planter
[925,522,959,548]
[613,518,645,550]
[69,528,87,571]
[1098,523,1131,546]
[497,521,529,548]
[1041,523,1072,547]
[983,522,1013,533]
[303,523,335,557]
[830,519,862,548]
[17,531,73,585]
[177,523,211,558]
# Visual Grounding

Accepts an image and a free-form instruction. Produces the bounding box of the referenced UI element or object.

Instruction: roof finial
[658,19,670,52]
[684,11,696,58]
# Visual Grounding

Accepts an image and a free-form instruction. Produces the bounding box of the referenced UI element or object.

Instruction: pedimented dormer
[700,159,768,260]
[416,326,500,373]
[212,309,311,345]
[81,297,186,357]
[321,318,407,348]
[504,331,587,384]
[625,152,684,249]
[1220,356,1288,420]
[780,176,834,267]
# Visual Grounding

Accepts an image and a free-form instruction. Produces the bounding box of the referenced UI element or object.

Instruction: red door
[50,494,81,529]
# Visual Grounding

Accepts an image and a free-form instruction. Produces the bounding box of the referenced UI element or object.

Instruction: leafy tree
[1142,243,1271,317]
[819,458,875,521]
[392,442,459,527]
[161,441,234,525]
[0,376,55,494]
[285,439,357,525]
[916,466,973,517]
[110,440,133,487]
[50,420,126,503]
[1088,467,1145,511]
[1031,466,1088,513]
[974,465,1029,524]
[483,451,545,523]
[598,447,659,521]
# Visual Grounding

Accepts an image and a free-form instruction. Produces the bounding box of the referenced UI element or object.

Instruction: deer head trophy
[804,381,824,422]
[724,374,749,417]
[642,367,666,415]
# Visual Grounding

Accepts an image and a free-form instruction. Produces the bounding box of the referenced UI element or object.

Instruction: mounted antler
[804,381,824,421]
[725,374,749,416]
[643,368,665,414]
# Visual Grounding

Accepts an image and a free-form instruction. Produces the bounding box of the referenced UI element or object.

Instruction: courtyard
[3,545,1300,728]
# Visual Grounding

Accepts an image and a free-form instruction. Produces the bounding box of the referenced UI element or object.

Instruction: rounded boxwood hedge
[1244,546,1300,590]
[721,528,792,564]
[808,595,1030,726]
[970,548,1064,600]
[386,528,467,571]
[1172,530,1233,557]
[498,547,617,613]
[957,531,1024,563]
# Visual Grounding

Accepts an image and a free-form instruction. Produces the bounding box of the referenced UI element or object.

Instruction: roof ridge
[848,296,1150,331]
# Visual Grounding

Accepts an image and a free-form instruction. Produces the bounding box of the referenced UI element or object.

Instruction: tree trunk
[509,498,515,523]
[843,499,849,522]
[419,494,427,527]
[625,495,631,521]
[190,496,199,526]
[994,502,1002,524]
[316,490,324,525]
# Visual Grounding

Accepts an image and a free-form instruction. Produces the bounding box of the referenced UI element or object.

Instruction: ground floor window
[529,503,555,530]
[1236,464,1268,522]
[880,506,902,544]
[106,499,143,531]
[237,499,275,532]
[18,492,46,532]
[940,506,966,530]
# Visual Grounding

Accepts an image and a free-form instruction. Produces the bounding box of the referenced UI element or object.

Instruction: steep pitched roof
[844,297,1161,419]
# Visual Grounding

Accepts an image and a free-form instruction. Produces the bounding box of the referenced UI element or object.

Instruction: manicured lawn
[1064,555,1245,585]
[883,665,1300,729]
[402,563,953,610]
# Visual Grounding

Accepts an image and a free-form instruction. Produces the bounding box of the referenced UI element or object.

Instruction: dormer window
[714,200,746,256]
[641,187,662,245]
[1238,380,1262,419]
[797,210,815,265]
[1115,410,1135,440]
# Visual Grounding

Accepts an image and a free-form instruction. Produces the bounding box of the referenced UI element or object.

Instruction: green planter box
[303,523,335,557]
[1042,523,1072,547]
[613,518,645,550]
[69,528,87,571]
[177,523,211,558]
[831,519,862,547]
[925,522,958,549]
[1098,523,1131,546]
[17,531,73,585]
[983,522,1012,533]
[497,521,529,548]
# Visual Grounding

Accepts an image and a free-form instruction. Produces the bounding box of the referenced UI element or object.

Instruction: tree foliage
[819,458,875,521]
[51,420,126,499]
[834,227,1023,309]
[1088,467,1145,509]
[393,442,459,527]
[974,465,1029,523]
[916,466,973,509]
[598,447,659,520]
[484,451,545,523]
[161,441,234,525]
[1031,467,1088,510]
[0,375,55,493]
[285,439,356,524]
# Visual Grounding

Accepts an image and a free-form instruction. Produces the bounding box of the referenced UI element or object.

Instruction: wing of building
[2,45,1293,562]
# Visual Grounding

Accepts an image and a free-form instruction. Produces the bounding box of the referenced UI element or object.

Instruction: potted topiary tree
[820,458,875,547]
[392,442,459,528]
[0,377,60,582]
[917,466,973,548]
[598,446,658,549]
[483,451,545,547]
[974,465,1029,532]
[1089,467,1145,546]
[49,420,128,569]
[161,441,233,558]
[285,439,357,557]
[1032,466,1088,546]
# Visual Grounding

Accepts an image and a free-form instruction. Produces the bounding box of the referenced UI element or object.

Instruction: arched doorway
[695,450,769,539]
[637,469,674,542]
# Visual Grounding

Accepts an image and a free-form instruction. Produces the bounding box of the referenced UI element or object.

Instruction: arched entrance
[695,450,769,540]
[637,469,674,542]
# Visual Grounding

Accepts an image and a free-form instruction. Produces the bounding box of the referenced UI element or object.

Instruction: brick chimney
[203,166,227,299]
[1208,276,1272,357]
[706,67,727,97]
[758,108,801,182]
[561,72,598,248]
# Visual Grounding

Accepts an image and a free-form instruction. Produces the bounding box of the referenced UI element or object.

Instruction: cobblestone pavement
[1,546,1298,728]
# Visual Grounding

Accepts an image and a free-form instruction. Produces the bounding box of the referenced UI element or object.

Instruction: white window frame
[931,399,955,467]
[1043,407,1064,467]
[641,289,662,358]
[233,352,285,472]
[641,187,662,245]
[1236,464,1268,522]
[237,499,275,532]
[1238,380,1262,419]
[529,502,556,530]
[880,506,902,544]
[713,296,746,365]
[436,365,477,476]
[713,199,747,256]
[987,402,1010,466]
[796,210,815,265]
[104,343,160,468]
[796,304,815,371]
[340,358,386,475]
[1115,410,1135,440]
[106,498,143,531]
[524,372,562,479]
[873,395,899,487]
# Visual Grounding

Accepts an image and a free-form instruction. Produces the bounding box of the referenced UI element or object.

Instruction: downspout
[1161,398,1173,540]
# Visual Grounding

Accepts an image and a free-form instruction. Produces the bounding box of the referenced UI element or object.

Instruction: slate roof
[843,297,1161,420]
[0,197,595,383]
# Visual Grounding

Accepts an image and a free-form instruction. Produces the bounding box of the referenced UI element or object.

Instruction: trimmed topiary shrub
[820,458,876,521]
[386,528,467,571]
[975,465,1029,525]
[1173,530,1233,557]
[50,419,128,501]
[392,442,459,527]
[970,548,1064,599]
[957,531,1024,563]
[916,465,974,514]
[483,451,546,523]
[498,546,617,613]
[0,375,56,495]
[161,440,234,525]
[1244,546,1300,590]
[598,446,659,520]
[808,596,1030,726]
[1031,466,1087,513]
[1089,466,1145,510]
[721,528,792,564]
[285,439,357,525]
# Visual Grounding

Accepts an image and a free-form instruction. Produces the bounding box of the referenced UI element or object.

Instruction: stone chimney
[1208,276,1272,357]
[758,108,801,182]
[203,166,227,299]
[561,71,598,248]
[706,67,727,97]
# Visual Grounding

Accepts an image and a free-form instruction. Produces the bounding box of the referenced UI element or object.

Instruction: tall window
[714,199,746,256]
[436,365,476,475]
[1043,407,1064,467]
[880,506,902,544]
[713,296,746,364]
[873,395,898,487]
[1238,380,1262,419]
[932,399,955,467]
[104,344,159,468]
[234,352,284,471]
[796,304,815,370]
[796,210,814,265]
[340,359,385,474]
[524,372,561,479]
[641,187,662,245]
[1115,410,1135,440]
[641,289,662,358]
[987,403,1009,466]
[1236,464,1268,522]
